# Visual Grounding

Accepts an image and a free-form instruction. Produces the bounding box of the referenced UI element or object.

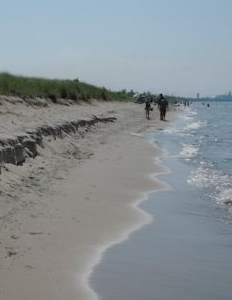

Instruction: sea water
[91,102,232,300]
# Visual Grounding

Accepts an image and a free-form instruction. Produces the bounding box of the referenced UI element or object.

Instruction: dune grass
[0,72,133,102]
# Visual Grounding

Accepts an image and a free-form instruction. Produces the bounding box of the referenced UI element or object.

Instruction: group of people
[144,93,168,121]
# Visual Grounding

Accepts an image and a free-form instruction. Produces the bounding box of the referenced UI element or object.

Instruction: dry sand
[0,98,180,299]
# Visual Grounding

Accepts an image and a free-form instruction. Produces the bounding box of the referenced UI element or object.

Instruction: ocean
[91,102,232,300]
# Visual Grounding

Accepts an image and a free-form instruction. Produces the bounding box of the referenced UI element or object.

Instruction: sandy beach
[0,97,179,300]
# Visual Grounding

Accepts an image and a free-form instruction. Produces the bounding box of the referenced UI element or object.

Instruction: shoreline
[85,192,154,300]
[0,98,180,299]
[92,105,232,300]
[87,142,173,299]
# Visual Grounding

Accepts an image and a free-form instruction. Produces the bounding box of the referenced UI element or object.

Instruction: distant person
[145,99,151,120]
[157,93,168,121]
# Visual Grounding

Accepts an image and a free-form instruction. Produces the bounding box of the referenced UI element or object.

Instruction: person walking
[145,98,151,120]
[157,93,168,121]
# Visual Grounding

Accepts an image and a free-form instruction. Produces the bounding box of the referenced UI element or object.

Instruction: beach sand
[0,98,179,299]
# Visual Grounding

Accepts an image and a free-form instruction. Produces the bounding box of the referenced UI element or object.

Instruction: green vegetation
[0,72,133,102]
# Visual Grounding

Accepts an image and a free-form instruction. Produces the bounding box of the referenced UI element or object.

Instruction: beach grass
[0,72,133,102]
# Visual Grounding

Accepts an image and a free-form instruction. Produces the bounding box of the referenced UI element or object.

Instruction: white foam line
[130,132,144,137]
[84,192,153,299]
[84,135,173,300]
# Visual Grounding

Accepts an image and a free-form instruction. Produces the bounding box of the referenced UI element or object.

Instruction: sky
[1,0,232,97]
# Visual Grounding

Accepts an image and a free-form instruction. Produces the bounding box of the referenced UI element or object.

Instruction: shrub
[60,87,68,99]
[101,87,107,100]
[48,93,57,103]
[68,91,78,101]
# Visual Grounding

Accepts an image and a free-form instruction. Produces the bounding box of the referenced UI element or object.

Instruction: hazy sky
[1,0,232,97]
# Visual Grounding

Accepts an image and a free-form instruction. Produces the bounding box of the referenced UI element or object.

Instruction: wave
[180,143,199,159]
[163,111,206,136]
[215,189,232,205]
[188,164,232,208]
[185,120,207,131]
